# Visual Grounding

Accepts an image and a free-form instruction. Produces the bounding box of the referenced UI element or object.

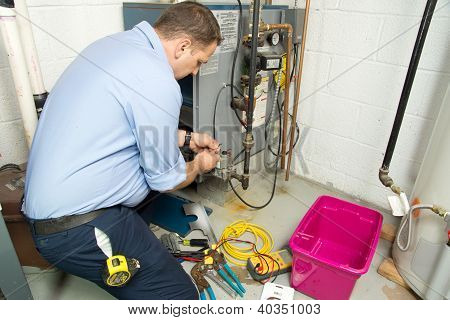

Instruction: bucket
[289,195,383,299]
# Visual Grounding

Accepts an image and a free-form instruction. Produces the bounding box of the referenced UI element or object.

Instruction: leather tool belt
[29,209,106,236]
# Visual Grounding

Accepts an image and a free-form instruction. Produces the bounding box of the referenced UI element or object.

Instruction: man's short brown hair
[154,1,222,48]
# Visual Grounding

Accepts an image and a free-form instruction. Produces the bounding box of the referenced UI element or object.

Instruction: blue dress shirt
[24,21,186,219]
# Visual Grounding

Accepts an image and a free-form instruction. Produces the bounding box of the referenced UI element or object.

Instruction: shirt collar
[134,21,170,67]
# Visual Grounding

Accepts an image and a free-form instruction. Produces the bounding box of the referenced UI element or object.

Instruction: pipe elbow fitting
[379,168,402,195]
[241,175,249,190]
[378,168,392,187]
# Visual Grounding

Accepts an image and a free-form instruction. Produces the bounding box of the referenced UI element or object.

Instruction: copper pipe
[261,23,293,169]
[285,0,311,181]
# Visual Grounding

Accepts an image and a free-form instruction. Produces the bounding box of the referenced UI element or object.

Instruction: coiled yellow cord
[219,220,274,266]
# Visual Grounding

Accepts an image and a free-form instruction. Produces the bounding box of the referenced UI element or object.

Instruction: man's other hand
[190,132,220,153]
[195,149,220,173]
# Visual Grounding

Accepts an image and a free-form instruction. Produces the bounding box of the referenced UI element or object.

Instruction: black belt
[30,209,106,236]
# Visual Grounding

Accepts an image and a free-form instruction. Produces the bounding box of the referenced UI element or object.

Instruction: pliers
[191,262,216,300]
[210,250,246,297]
[190,249,246,299]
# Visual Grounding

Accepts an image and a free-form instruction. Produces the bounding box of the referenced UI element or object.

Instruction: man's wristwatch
[183,131,192,150]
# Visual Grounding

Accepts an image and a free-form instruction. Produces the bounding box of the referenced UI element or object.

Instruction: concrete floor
[22,174,417,300]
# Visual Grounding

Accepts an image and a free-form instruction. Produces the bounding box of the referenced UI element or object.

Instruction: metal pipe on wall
[0,3,38,147]
[14,0,48,112]
[378,0,437,194]
[285,0,310,180]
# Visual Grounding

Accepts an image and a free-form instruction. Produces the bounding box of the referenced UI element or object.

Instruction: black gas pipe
[241,0,260,190]
[379,0,437,194]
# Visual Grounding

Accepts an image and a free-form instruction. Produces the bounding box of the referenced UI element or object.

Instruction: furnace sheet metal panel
[123,2,287,163]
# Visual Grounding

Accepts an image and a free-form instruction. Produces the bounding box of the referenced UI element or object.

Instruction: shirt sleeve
[121,77,186,192]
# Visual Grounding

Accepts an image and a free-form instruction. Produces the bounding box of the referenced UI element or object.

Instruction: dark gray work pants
[30,205,199,300]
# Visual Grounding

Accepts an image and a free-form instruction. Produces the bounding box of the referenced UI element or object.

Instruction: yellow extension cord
[219,220,274,266]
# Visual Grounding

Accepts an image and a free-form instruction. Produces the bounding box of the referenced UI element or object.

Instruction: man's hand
[168,134,220,192]
[167,149,220,192]
[195,149,220,173]
[190,132,220,154]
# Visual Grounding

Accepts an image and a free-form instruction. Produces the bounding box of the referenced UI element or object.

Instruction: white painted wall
[287,0,449,209]
[0,0,125,166]
[0,0,448,210]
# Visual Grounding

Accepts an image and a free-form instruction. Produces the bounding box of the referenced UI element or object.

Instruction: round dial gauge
[269,32,280,46]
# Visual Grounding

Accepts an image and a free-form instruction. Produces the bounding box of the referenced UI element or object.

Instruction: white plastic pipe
[0,6,38,147]
[14,0,46,95]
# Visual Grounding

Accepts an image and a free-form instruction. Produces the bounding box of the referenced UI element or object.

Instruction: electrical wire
[230,0,243,101]
[213,85,229,141]
[256,252,281,284]
[233,109,247,128]
[249,250,281,284]
[291,44,299,83]
[228,94,282,209]
[233,148,245,164]
[218,220,274,266]
[217,238,280,283]
[264,64,284,131]
[272,45,298,89]
[228,62,284,209]
[266,46,301,157]
[227,90,297,209]
[213,84,244,140]
[217,221,281,283]
[230,0,246,128]
[267,101,300,157]
[223,2,296,209]
[266,76,300,157]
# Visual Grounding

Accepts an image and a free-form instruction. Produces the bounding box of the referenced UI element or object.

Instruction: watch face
[270,32,280,46]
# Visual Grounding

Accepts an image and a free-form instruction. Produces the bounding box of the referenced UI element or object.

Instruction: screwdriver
[180,239,209,247]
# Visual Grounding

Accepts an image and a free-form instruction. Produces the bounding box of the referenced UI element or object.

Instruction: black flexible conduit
[379,0,437,192]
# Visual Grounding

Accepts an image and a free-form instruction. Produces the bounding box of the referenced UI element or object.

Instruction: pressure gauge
[268,32,280,46]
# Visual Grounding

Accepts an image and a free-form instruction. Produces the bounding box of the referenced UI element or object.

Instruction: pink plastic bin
[289,195,383,300]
